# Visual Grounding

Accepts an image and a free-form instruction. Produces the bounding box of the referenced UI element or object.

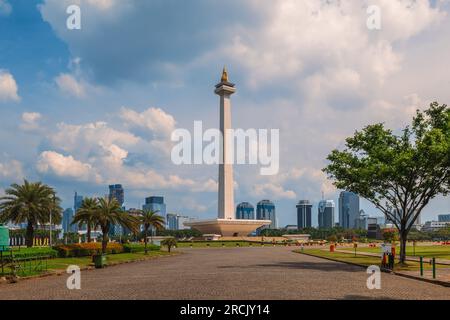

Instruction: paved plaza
[0,247,449,300]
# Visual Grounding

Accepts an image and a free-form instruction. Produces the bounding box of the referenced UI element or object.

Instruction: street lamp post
[49,194,55,248]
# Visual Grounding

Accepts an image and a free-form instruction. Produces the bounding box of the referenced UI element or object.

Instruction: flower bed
[53,243,124,257]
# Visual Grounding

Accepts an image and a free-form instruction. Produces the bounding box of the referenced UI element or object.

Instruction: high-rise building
[438,214,450,222]
[62,208,76,233]
[108,184,125,237]
[338,191,360,229]
[143,196,167,224]
[109,184,125,206]
[236,202,255,220]
[74,192,83,213]
[318,200,335,229]
[167,213,178,230]
[296,200,312,229]
[166,213,191,230]
[256,200,276,230]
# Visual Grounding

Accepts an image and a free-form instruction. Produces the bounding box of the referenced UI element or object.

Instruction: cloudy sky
[0,0,449,226]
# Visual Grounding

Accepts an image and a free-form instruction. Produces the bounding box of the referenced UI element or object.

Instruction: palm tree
[161,237,177,253]
[72,197,99,243]
[0,180,62,247]
[139,209,165,254]
[95,197,139,254]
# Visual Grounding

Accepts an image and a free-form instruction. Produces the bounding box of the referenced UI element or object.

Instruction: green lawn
[2,250,176,278]
[297,249,447,272]
[340,245,450,260]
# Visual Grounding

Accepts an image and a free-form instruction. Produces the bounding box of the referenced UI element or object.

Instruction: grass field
[2,250,176,278]
[340,245,450,260]
[298,248,449,272]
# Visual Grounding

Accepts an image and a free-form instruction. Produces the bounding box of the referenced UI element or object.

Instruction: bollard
[420,256,423,277]
[432,258,436,279]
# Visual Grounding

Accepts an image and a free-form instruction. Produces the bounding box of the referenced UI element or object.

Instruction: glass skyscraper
[143,196,167,227]
[256,200,276,230]
[62,208,76,233]
[318,200,335,229]
[108,184,125,237]
[236,202,255,220]
[338,191,360,229]
[296,200,312,229]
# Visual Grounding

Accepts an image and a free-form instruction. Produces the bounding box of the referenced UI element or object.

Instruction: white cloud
[50,121,140,156]
[55,73,86,98]
[120,107,176,137]
[20,112,42,131]
[0,160,24,181]
[0,70,20,102]
[0,0,12,16]
[251,183,297,200]
[37,151,101,183]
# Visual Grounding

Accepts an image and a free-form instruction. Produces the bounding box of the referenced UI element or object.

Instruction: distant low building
[422,221,450,233]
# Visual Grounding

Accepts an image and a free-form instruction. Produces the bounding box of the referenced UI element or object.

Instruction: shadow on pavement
[217,261,363,272]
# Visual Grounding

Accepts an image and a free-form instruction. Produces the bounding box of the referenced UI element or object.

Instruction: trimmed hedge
[3,247,58,260]
[53,243,124,258]
[123,243,160,253]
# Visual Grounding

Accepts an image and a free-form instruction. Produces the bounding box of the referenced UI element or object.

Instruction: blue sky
[0,0,449,227]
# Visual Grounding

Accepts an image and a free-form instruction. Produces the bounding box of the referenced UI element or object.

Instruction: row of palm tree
[72,197,165,254]
[0,180,167,255]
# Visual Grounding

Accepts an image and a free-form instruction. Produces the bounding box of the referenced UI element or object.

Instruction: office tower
[236,202,255,220]
[109,184,125,206]
[296,200,312,229]
[167,213,178,230]
[74,192,83,213]
[108,184,125,237]
[256,200,276,229]
[318,200,335,229]
[338,191,360,229]
[62,208,75,233]
[143,196,167,229]
[438,214,450,222]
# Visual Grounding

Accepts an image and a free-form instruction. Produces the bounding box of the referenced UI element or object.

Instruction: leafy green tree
[324,102,450,263]
[161,237,177,253]
[139,209,165,254]
[0,180,62,247]
[72,197,99,243]
[93,197,139,254]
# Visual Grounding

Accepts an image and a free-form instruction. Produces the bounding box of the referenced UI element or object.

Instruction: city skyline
[0,1,449,228]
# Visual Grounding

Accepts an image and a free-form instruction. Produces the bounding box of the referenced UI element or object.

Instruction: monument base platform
[184,219,272,237]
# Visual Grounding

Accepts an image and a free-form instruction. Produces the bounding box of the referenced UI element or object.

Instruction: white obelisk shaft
[215,69,236,220]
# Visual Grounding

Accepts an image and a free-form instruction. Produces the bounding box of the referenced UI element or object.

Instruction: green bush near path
[297,249,448,272]
[340,245,450,260]
[1,247,58,259]
[123,243,160,253]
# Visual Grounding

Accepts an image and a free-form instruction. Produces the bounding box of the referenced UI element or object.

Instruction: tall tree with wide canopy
[72,197,99,243]
[95,197,139,254]
[139,209,165,254]
[323,102,449,264]
[0,180,62,247]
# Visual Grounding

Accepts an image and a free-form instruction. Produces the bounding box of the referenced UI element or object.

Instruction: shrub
[53,243,124,258]
[9,247,58,260]
[123,243,160,253]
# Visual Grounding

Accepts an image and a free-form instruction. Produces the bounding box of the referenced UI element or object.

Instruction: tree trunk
[25,222,34,248]
[144,228,148,255]
[87,223,92,243]
[102,227,108,254]
[399,231,408,264]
